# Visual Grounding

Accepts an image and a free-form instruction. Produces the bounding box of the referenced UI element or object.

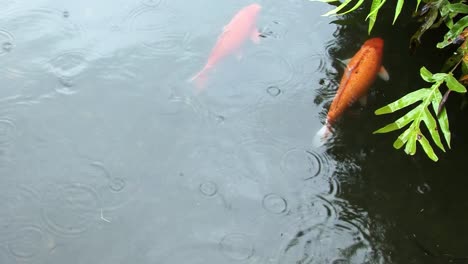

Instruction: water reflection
[315,2,468,263]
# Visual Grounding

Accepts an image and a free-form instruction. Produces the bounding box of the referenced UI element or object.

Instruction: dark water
[1,0,467,263]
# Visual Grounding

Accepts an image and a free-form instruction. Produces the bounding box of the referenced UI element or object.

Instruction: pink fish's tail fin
[313,124,332,148]
[188,66,210,93]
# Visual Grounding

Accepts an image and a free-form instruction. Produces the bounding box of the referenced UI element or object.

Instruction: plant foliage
[317,0,409,33]
[373,67,466,161]
[317,0,468,161]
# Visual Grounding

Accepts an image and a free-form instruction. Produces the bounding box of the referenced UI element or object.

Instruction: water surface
[1,0,467,263]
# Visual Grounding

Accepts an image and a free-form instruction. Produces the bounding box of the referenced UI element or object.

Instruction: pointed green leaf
[373,122,400,134]
[445,74,467,93]
[440,0,455,18]
[416,0,421,11]
[445,17,454,29]
[374,106,420,133]
[437,15,468,48]
[340,0,365,15]
[393,127,413,149]
[422,108,445,151]
[410,8,440,49]
[437,107,451,148]
[393,0,404,24]
[420,67,445,83]
[432,85,443,102]
[404,132,418,155]
[430,87,443,114]
[366,0,386,19]
[420,67,434,82]
[447,3,468,14]
[430,89,451,148]
[432,73,448,82]
[374,89,429,115]
[441,3,450,18]
[366,0,385,34]
[417,134,439,161]
[322,0,353,16]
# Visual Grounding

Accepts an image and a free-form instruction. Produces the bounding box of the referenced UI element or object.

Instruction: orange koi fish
[314,37,389,146]
[189,3,262,91]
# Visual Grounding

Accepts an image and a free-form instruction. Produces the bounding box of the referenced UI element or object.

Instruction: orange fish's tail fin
[313,124,332,148]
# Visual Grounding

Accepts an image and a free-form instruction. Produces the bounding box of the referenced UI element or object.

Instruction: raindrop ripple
[41,183,99,237]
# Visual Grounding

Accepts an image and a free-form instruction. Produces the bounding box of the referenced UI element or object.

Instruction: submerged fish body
[189,3,262,90]
[314,37,389,146]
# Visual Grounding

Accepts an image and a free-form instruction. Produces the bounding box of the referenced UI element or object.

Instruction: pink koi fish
[189,3,262,91]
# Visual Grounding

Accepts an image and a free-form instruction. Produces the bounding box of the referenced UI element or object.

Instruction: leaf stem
[438,57,463,115]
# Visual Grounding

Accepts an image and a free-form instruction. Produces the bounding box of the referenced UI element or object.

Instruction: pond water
[1,0,467,263]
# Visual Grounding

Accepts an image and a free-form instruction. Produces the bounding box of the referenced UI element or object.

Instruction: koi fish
[189,3,262,91]
[314,37,389,146]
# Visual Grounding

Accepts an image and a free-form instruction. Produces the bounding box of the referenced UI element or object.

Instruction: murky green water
[0,0,467,263]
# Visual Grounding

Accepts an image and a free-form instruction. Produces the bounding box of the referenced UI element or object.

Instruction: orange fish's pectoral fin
[358,95,368,107]
[250,28,261,44]
[337,58,351,68]
[378,65,390,81]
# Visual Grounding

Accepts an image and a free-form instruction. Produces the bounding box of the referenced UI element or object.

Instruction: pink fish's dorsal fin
[250,28,261,44]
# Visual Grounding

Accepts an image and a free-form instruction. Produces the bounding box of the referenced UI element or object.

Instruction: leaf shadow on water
[313,2,468,263]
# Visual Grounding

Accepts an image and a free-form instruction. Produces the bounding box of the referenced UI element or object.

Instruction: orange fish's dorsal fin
[378,65,390,81]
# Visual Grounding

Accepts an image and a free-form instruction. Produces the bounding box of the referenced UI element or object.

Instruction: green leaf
[437,15,468,48]
[416,0,422,11]
[417,134,439,161]
[430,89,451,148]
[437,107,451,148]
[374,67,455,161]
[420,67,434,82]
[374,106,420,133]
[366,0,386,19]
[440,4,449,18]
[432,73,447,81]
[374,89,430,114]
[410,7,439,50]
[322,0,353,16]
[421,67,447,83]
[445,17,454,28]
[404,132,417,155]
[393,0,404,24]
[422,108,445,151]
[445,74,467,93]
[366,0,385,34]
[340,0,366,15]
[393,127,412,149]
[446,3,468,14]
